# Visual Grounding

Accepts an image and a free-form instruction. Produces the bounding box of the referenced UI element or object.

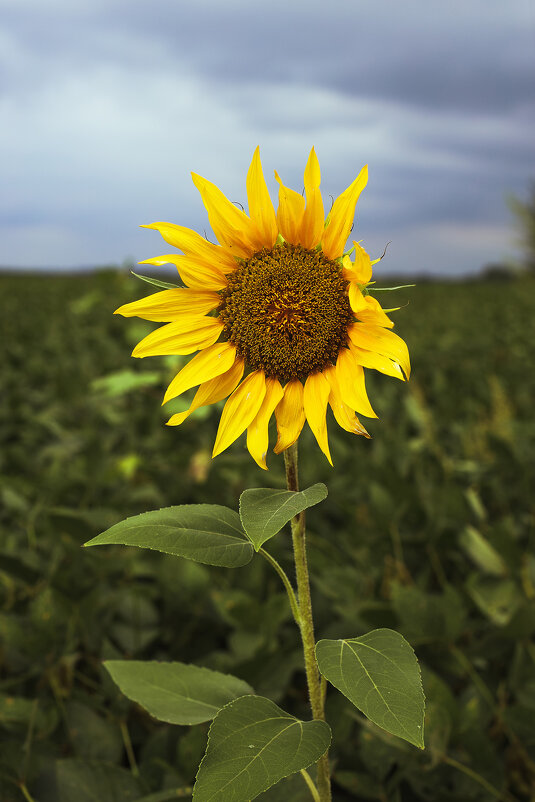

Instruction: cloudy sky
[1,0,534,276]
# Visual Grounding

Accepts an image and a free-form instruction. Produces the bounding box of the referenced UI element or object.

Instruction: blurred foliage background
[1,268,534,802]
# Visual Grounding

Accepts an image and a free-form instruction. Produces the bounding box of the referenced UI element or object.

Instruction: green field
[1,271,534,801]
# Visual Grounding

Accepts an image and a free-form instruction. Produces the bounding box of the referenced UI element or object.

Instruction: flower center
[217,244,354,383]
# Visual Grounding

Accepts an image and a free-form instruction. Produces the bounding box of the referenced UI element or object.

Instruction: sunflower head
[115,148,410,469]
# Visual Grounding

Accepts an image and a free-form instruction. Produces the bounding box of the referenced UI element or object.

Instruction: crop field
[1,270,534,801]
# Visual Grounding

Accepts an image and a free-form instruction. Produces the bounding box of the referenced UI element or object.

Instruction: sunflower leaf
[84,505,253,568]
[130,270,183,289]
[239,484,328,551]
[315,629,425,748]
[104,661,254,725]
[193,695,331,801]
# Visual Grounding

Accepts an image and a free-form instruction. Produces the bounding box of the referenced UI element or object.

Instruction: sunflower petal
[163,342,237,403]
[349,343,404,380]
[115,289,220,322]
[246,377,284,470]
[274,170,305,245]
[132,317,223,358]
[354,295,394,328]
[167,358,244,426]
[246,147,278,249]
[212,371,267,457]
[191,172,259,257]
[349,323,410,379]
[322,165,368,260]
[299,147,324,249]
[335,347,377,418]
[139,255,227,290]
[140,222,236,271]
[273,379,306,454]
[323,365,371,437]
[352,241,373,284]
[303,372,332,465]
[348,282,367,314]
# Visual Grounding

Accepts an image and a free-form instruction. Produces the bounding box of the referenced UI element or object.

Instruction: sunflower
[115,148,410,469]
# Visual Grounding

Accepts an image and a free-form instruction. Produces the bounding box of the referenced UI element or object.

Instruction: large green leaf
[84,505,253,568]
[239,484,327,551]
[193,695,331,801]
[316,629,425,749]
[104,660,254,725]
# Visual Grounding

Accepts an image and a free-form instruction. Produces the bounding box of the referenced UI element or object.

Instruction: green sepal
[130,270,182,289]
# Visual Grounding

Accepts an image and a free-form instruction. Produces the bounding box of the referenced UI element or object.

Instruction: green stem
[259,547,301,626]
[284,443,331,802]
[300,768,321,802]
[19,784,37,802]
[120,719,139,778]
[442,755,517,802]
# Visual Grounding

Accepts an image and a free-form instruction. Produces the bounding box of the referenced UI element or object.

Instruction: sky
[1,0,534,276]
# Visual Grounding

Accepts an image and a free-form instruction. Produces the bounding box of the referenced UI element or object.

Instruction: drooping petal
[349,343,404,380]
[139,255,228,290]
[349,323,410,378]
[246,147,278,249]
[274,171,305,245]
[323,365,371,437]
[246,377,284,470]
[212,371,267,457]
[114,289,220,322]
[352,241,373,284]
[167,358,245,426]
[140,222,236,272]
[335,347,377,418]
[303,371,332,465]
[191,172,259,257]
[322,165,368,260]
[132,317,224,358]
[273,379,306,454]
[354,295,394,328]
[163,342,237,403]
[299,147,324,249]
[348,282,367,314]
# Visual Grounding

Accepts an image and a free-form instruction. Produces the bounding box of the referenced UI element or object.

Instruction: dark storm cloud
[1,0,534,272]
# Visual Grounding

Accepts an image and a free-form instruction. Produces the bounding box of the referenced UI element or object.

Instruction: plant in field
[85,149,424,802]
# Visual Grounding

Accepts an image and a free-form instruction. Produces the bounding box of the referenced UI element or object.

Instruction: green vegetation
[1,270,534,801]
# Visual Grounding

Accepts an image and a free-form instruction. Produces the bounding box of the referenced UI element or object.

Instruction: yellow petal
[352,241,373,284]
[212,371,267,457]
[274,379,306,454]
[323,365,371,437]
[191,172,259,257]
[299,147,324,249]
[274,170,306,245]
[115,289,220,322]
[167,358,244,426]
[303,372,332,465]
[163,342,237,403]
[246,147,278,249]
[348,282,367,314]
[335,347,377,418]
[246,377,284,470]
[139,255,227,290]
[354,295,394,328]
[349,343,404,381]
[140,222,236,272]
[322,165,368,260]
[132,316,223,358]
[349,323,410,379]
